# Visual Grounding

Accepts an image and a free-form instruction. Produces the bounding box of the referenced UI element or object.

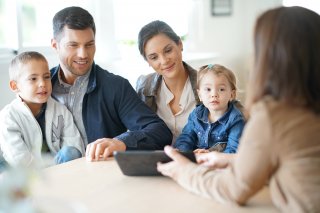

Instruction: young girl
[174,64,245,153]
[158,6,320,213]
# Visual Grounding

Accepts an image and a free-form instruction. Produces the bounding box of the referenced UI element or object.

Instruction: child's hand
[196,152,235,169]
[193,149,209,154]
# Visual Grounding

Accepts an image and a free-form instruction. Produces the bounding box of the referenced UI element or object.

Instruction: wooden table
[31,157,279,213]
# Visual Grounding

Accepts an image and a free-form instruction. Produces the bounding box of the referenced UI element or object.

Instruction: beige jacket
[176,97,320,213]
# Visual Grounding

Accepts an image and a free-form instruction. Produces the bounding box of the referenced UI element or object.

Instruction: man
[50,6,172,161]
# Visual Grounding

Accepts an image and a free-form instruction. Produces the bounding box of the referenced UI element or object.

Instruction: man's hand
[86,138,126,161]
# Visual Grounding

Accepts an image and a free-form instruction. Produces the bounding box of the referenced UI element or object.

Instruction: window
[113,0,190,58]
[111,0,191,84]
[0,0,92,53]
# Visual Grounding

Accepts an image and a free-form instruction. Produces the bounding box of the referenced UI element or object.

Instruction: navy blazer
[51,63,172,150]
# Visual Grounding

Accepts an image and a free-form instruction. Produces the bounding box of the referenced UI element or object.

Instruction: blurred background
[1,0,319,109]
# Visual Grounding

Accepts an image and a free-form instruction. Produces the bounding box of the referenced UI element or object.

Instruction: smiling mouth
[37,92,47,95]
[162,64,175,71]
[75,60,88,65]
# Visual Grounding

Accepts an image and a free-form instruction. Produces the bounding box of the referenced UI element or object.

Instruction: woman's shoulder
[137,72,160,86]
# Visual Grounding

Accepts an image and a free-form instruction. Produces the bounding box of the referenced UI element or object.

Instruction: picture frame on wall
[211,0,232,16]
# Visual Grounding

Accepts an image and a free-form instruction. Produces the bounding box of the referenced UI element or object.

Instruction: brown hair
[246,6,320,113]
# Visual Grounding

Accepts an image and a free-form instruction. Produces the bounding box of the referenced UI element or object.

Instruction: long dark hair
[246,6,320,113]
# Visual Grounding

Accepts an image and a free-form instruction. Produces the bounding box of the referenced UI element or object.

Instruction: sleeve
[174,104,276,205]
[174,111,198,151]
[0,112,34,167]
[114,78,172,150]
[223,116,245,153]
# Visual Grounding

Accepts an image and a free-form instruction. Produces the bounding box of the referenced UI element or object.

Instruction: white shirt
[156,77,197,144]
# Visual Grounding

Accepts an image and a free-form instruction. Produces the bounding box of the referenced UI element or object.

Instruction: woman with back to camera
[136,20,201,144]
[157,6,320,212]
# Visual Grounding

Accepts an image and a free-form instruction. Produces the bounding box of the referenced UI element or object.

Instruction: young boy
[0,51,84,170]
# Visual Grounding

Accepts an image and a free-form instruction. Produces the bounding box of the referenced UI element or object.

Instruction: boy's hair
[138,20,180,60]
[247,6,320,113]
[9,51,48,81]
[197,64,237,94]
[53,6,96,40]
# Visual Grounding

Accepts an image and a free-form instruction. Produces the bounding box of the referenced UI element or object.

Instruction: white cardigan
[0,96,84,167]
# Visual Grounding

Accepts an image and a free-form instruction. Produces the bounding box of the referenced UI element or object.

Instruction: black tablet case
[114,150,196,176]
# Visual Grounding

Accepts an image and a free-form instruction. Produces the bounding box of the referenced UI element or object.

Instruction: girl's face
[144,33,184,80]
[198,72,235,116]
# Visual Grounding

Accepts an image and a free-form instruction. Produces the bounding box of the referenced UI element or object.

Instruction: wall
[185,0,282,101]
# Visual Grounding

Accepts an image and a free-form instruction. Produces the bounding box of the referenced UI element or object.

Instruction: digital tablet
[113,150,196,176]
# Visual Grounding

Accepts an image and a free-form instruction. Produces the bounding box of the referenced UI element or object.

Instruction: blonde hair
[9,51,48,81]
[197,64,237,96]
[198,64,248,119]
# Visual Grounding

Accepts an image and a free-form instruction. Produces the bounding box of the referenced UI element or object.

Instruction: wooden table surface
[30,157,279,213]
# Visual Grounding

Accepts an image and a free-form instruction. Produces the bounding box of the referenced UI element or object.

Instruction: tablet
[113,150,196,176]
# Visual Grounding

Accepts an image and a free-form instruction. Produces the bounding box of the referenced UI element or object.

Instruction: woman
[136,20,200,144]
[157,6,320,213]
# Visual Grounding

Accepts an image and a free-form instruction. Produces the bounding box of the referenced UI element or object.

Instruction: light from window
[0,0,18,49]
[113,0,190,55]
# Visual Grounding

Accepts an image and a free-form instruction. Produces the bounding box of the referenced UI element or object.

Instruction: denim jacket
[136,61,201,112]
[174,101,245,153]
[51,63,172,150]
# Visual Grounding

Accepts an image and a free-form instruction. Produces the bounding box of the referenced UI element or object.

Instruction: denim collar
[195,102,235,125]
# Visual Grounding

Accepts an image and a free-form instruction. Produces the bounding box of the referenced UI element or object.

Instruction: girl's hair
[138,20,180,60]
[246,6,320,113]
[198,64,248,118]
[197,64,237,94]
[9,51,48,81]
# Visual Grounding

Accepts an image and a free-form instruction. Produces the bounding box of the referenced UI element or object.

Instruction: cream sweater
[0,96,84,168]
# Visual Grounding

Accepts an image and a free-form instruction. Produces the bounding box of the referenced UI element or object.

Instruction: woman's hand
[193,148,209,154]
[196,152,235,169]
[157,146,192,180]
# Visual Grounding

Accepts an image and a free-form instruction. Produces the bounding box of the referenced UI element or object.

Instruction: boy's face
[11,59,52,107]
[198,72,235,115]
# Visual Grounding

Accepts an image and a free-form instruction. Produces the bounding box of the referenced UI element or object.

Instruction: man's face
[51,26,96,83]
